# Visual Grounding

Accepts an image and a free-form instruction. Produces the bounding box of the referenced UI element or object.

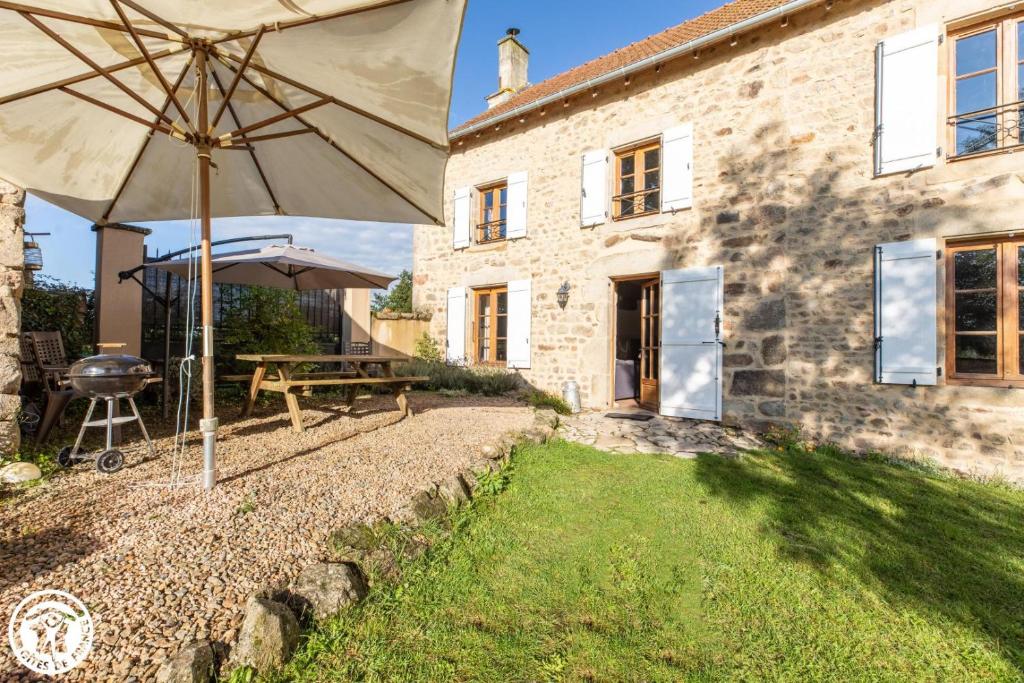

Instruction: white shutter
[660,266,723,420]
[452,186,471,249]
[446,286,466,364]
[506,172,528,239]
[875,25,939,176]
[661,123,693,212]
[874,239,937,385]
[580,149,607,227]
[506,279,531,369]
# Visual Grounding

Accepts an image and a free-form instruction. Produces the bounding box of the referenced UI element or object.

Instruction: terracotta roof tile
[451,0,794,136]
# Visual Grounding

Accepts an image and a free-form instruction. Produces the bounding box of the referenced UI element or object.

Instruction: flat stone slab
[561,411,765,458]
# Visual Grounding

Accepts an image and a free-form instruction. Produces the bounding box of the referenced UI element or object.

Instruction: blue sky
[31,1,722,287]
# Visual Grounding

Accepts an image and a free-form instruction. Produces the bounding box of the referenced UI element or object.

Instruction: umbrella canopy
[0,0,464,489]
[0,0,463,225]
[154,243,396,290]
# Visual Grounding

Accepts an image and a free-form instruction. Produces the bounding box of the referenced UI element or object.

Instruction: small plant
[762,425,810,452]
[224,666,255,683]
[235,494,257,516]
[475,462,513,497]
[413,332,443,362]
[527,391,572,415]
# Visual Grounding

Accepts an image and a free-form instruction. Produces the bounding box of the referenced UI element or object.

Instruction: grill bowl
[68,354,154,397]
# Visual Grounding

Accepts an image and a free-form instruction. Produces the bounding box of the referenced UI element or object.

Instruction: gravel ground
[0,392,532,681]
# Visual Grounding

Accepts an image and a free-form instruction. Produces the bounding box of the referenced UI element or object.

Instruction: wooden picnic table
[235,354,428,433]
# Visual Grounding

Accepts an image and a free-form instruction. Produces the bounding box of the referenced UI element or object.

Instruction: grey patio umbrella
[153,243,396,290]
[0,0,465,489]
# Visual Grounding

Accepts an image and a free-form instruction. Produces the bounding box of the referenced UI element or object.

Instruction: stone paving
[559,410,765,458]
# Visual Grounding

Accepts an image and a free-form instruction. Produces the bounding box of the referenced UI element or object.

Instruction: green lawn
[265,440,1024,682]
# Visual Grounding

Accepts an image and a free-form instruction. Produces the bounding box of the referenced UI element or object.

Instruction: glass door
[639,278,660,410]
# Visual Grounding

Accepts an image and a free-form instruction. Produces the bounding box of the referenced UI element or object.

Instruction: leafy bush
[400,359,520,396]
[413,332,443,362]
[21,275,94,359]
[217,286,319,375]
[527,391,572,415]
[372,269,412,313]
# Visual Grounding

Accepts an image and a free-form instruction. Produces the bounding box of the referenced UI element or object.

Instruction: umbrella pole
[196,44,217,490]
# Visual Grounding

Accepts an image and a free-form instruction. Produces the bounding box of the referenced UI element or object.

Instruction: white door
[660,266,723,420]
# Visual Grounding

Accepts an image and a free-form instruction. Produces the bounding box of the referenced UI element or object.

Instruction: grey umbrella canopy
[153,244,395,290]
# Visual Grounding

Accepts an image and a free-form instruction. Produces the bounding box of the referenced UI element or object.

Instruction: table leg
[393,385,412,418]
[242,363,267,417]
[279,364,304,433]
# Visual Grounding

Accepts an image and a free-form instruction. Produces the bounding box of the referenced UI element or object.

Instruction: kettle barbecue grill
[58,355,157,474]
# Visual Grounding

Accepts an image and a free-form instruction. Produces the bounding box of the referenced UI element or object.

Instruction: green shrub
[527,391,572,415]
[217,286,319,375]
[401,359,520,396]
[21,275,94,359]
[413,332,443,362]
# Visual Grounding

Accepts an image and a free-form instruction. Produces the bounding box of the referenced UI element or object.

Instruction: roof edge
[451,0,826,140]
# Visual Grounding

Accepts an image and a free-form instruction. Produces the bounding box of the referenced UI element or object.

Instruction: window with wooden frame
[948,12,1024,158]
[473,285,508,365]
[476,182,507,243]
[612,141,660,220]
[946,236,1024,386]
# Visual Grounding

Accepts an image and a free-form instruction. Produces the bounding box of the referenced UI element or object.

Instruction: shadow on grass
[693,447,1024,670]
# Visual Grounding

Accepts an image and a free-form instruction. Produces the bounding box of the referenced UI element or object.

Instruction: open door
[639,278,660,410]
[660,266,723,420]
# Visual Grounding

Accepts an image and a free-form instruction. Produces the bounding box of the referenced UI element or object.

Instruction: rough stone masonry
[0,178,24,456]
[414,0,1024,480]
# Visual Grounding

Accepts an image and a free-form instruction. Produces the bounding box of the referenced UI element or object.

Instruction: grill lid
[69,354,153,378]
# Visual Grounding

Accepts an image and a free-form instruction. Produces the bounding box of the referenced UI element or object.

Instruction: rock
[479,444,500,459]
[731,370,786,398]
[460,468,479,492]
[745,298,786,331]
[410,488,448,521]
[328,523,378,562]
[0,461,41,483]
[229,597,299,672]
[760,335,787,366]
[289,563,367,621]
[436,474,470,505]
[155,640,215,683]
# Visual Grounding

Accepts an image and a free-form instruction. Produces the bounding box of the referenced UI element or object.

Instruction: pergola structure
[0,0,463,488]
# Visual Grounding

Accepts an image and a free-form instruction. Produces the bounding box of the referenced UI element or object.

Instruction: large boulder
[328,522,378,563]
[0,461,40,483]
[436,474,470,506]
[229,597,299,672]
[289,563,367,621]
[155,641,215,683]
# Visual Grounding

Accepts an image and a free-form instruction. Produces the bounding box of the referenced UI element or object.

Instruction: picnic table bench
[235,354,428,433]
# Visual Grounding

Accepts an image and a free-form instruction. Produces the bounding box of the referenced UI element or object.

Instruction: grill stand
[64,396,156,474]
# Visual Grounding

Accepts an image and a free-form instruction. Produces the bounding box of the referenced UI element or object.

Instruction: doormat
[605,413,655,421]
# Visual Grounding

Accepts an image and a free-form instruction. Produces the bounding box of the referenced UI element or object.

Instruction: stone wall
[0,179,24,456]
[415,0,1024,479]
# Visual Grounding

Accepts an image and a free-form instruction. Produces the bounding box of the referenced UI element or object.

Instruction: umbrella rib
[214,50,446,151]
[210,26,265,133]
[0,1,175,41]
[209,0,416,46]
[209,67,282,214]
[216,98,331,142]
[0,46,190,107]
[221,65,444,225]
[102,55,194,222]
[224,129,315,146]
[19,11,178,129]
[59,86,173,135]
[109,0,193,132]
[115,0,189,39]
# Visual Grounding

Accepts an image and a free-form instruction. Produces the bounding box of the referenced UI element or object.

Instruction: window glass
[957,30,997,76]
[644,148,659,170]
[956,71,998,114]
[620,155,635,176]
[955,335,998,375]
[954,248,997,289]
[955,292,998,331]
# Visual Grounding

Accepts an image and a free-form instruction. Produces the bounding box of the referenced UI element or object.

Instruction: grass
[261,440,1024,681]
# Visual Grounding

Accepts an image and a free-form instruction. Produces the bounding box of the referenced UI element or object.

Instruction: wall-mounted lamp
[556,281,571,309]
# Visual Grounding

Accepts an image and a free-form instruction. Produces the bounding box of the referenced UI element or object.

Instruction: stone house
[413,0,1024,479]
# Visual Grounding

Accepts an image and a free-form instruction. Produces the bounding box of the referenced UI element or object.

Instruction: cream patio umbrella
[0,0,465,489]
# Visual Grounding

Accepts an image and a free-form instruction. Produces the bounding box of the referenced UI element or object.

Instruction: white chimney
[486,28,529,109]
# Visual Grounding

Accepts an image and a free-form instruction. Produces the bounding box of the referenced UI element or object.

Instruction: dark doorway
[614,279,643,406]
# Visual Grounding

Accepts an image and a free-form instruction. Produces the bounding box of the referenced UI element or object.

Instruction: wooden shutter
[661,123,693,212]
[506,171,528,239]
[875,25,939,176]
[446,286,466,364]
[452,186,471,249]
[506,279,531,369]
[660,266,723,420]
[580,149,607,227]
[874,238,938,385]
